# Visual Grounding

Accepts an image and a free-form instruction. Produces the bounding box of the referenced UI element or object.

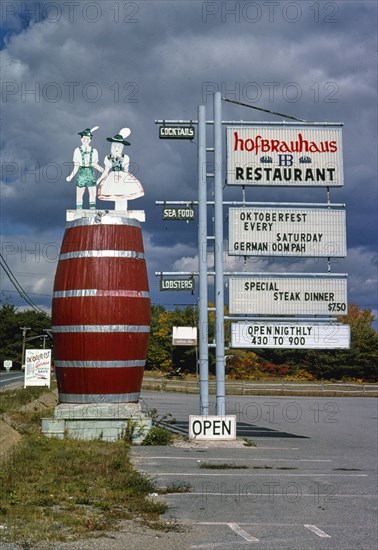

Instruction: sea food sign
[226,126,343,186]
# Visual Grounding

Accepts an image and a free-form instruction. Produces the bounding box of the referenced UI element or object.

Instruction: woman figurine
[66,126,104,209]
[97,127,144,211]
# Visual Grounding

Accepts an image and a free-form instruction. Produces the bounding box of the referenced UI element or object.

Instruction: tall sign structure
[156,92,348,426]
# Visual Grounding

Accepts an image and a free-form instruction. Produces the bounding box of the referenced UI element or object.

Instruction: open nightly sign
[231,322,350,349]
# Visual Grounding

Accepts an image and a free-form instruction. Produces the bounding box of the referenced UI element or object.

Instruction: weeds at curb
[199,463,248,470]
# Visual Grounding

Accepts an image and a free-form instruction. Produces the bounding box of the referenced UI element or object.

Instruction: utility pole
[20,327,31,369]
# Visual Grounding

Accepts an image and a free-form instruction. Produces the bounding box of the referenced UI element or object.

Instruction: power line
[0,253,44,313]
[222,97,307,122]
[2,289,52,297]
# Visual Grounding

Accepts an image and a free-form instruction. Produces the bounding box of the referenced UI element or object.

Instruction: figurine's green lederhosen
[76,147,96,188]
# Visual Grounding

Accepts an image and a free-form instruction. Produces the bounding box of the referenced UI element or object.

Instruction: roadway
[0,371,24,390]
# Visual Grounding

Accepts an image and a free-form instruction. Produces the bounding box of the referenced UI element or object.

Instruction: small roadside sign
[159,125,195,139]
[189,415,237,440]
[160,278,195,291]
[162,207,195,221]
[24,349,51,388]
[4,360,12,371]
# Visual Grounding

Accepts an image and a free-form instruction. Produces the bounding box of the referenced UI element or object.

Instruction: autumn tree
[146,305,198,372]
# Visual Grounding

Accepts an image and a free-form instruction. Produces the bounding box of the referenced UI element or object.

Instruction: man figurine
[66,126,104,209]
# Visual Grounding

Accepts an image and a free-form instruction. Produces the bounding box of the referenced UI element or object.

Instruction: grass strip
[0,386,168,545]
[0,434,167,545]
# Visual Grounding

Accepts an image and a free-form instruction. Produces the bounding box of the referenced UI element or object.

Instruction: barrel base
[41,402,152,444]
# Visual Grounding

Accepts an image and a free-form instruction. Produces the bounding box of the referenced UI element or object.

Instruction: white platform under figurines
[66,209,145,222]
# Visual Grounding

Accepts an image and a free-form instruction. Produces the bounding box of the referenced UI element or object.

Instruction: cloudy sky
[0,0,377,327]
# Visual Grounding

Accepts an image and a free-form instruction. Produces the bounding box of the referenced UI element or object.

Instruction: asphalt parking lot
[132,391,378,549]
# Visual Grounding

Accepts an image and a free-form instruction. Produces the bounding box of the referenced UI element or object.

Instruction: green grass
[161,481,192,494]
[142,426,173,446]
[0,436,167,545]
[0,386,169,545]
[0,386,50,415]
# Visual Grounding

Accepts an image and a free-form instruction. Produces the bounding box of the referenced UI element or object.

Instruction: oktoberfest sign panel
[24,349,51,388]
[231,322,350,349]
[229,207,347,257]
[229,276,348,316]
[227,126,343,186]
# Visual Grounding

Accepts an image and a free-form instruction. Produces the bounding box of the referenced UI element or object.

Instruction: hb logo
[278,154,294,166]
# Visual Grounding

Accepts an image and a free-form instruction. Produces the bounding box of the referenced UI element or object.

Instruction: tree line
[1,299,377,381]
[146,303,378,382]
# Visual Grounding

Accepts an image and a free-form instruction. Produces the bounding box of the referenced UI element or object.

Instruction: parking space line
[304,524,331,538]
[228,523,259,542]
[153,472,367,477]
[191,543,250,548]
[163,492,376,498]
[135,456,332,462]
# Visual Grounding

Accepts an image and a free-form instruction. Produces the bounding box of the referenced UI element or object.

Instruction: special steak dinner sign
[227,126,343,186]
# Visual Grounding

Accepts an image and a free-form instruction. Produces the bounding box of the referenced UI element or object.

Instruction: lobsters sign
[227,126,343,186]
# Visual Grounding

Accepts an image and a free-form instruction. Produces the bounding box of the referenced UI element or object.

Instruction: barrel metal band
[59,250,145,261]
[52,325,150,333]
[66,216,140,229]
[55,360,145,368]
[53,289,150,299]
[59,393,140,403]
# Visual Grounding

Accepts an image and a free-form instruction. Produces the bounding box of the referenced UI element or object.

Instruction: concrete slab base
[42,402,152,444]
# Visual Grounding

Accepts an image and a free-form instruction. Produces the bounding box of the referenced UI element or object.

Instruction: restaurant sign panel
[227,126,343,186]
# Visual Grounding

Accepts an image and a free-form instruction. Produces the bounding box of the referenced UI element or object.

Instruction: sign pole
[198,105,209,415]
[214,92,226,416]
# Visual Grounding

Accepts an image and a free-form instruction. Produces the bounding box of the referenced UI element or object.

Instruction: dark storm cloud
[0,0,377,317]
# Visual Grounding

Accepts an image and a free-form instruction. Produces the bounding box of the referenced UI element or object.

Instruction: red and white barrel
[52,215,150,404]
